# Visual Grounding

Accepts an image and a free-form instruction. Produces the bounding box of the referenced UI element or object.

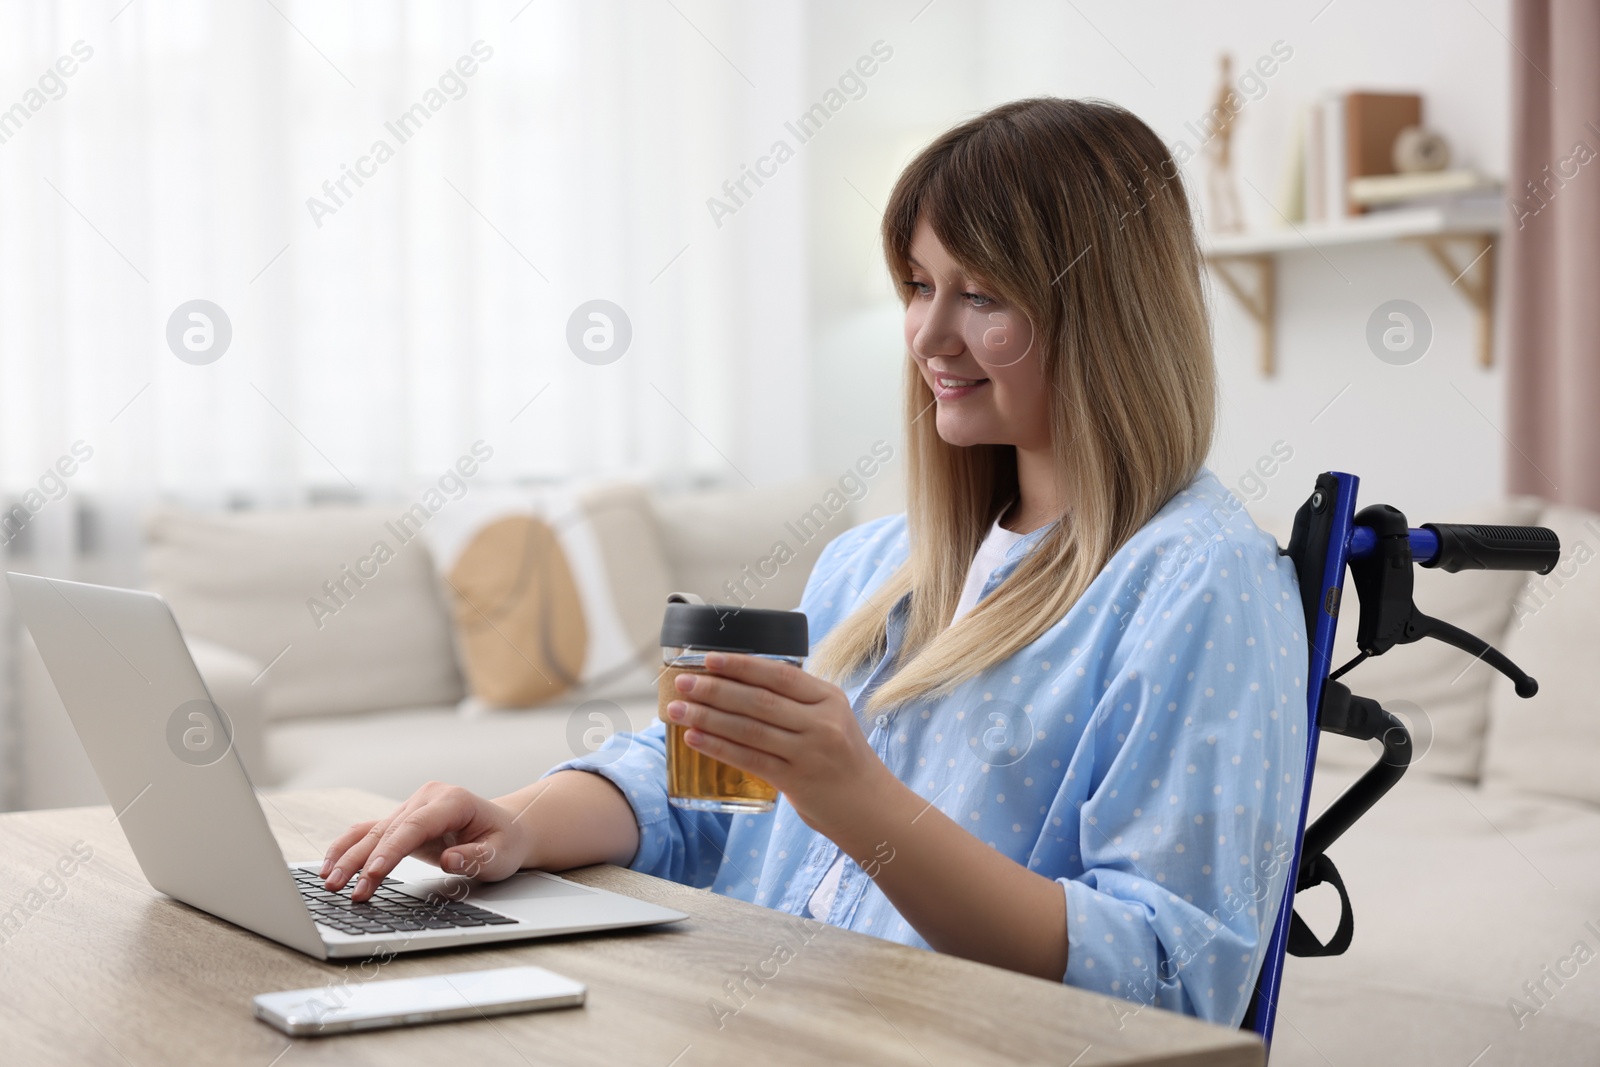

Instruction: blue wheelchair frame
[1240,471,1560,1051]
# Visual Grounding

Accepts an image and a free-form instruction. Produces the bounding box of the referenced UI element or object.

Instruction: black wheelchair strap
[1287,853,1354,957]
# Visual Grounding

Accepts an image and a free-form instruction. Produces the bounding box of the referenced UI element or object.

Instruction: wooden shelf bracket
[1201,207,1502,377]
[1207,253,1278,376]
[1405,233,1497,368]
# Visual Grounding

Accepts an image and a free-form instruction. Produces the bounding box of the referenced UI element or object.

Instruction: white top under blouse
[805,512,1027,920]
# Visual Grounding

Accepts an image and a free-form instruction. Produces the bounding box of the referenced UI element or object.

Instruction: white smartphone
[253,964,586,1036]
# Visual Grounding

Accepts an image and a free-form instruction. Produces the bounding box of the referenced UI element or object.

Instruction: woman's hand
[320,781,533,901]
[665,651,894,840]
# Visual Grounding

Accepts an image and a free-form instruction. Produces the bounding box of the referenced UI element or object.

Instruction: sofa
[12,479,1600,1062]
[13,476,863,809]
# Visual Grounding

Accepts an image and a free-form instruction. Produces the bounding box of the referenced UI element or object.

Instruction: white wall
[801,0,1513,525]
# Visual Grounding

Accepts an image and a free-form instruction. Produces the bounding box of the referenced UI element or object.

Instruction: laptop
[7,571,688,960]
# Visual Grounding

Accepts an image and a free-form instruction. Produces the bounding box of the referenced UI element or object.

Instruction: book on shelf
[1344,92,1422,215]
[1299,90,1427,223]
[1322,92,1347,221]
[1277,103,1307,224]
[1349,169,1501,206]
[1303,102,1323,224]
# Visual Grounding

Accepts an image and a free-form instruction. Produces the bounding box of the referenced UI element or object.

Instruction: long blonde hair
[809,97,1218,713]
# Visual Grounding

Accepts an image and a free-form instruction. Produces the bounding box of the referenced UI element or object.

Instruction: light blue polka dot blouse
[544,465,1310,1029]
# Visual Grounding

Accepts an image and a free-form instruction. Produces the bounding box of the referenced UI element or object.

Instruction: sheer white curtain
[0,0,809,501]
[0,0,810,803]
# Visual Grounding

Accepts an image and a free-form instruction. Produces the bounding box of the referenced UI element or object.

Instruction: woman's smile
[931,372,990,400]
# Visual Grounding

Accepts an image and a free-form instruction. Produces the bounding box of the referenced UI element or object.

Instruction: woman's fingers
[684,726,787,783]
[669,699,795,756]
[702,651,832,703]
[674,669,807,731]
[324,820,395,892]
[351,784,498,900]
[438,828,521,882]
[324,799,417,890]
[319,784,528,901]
[320,820,377,878]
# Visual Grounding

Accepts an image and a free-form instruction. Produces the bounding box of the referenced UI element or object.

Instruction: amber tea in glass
[657,598,809,815]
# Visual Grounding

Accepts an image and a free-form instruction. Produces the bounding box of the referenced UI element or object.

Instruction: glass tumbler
[658,595,809,814]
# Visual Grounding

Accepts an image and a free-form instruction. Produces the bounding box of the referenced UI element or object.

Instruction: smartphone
[253,964,586,1036]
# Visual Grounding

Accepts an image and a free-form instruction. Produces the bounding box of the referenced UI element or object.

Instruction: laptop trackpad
[387,856,596,902]
[467,874,594,901]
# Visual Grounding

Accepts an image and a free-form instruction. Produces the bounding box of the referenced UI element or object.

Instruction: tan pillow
[1248,495,1545,781]
[447,514,588,706]
[424,481,672,708]
[1482,503,1600,805]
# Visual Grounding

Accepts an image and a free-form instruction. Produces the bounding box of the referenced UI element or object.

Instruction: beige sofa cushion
[650,476,852,612]
[1482,502,1600,805]
[1272,764,1600,1065]
[143,506,464,720]
[1249,496,1545,781]
[266,696,659,803]
[187,638,273,787]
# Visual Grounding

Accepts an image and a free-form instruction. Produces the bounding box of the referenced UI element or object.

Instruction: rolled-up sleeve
[542,717,730,888]
[1056,541,1309,1027]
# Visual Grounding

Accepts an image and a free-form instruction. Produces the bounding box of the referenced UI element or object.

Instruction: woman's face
[902,218,1050,452]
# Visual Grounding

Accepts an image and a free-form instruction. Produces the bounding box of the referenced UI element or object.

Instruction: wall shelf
[1202,203,1503,376]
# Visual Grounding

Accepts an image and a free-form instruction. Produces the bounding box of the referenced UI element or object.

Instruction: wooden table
[0,788,1264,1066]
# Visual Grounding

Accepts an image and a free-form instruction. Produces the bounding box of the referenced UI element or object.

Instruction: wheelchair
[1240,471,1561,1052]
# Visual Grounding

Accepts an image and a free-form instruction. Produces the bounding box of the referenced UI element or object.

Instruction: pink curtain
[1504,0,1600,509]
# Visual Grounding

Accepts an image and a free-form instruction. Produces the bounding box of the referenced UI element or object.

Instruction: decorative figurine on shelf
[1204,53,1245,234]
[1392,126,1451,173]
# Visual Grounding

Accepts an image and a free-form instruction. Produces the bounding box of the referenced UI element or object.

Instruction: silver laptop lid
[6,572,325,958]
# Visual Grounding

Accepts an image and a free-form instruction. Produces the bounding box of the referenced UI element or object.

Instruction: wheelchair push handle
[1348,522,1560,575]
[1417,522,1561,575]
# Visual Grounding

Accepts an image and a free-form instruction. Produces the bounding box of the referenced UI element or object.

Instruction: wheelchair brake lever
[1401,609,1538,698]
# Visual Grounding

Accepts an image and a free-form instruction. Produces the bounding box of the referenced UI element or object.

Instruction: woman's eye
[903,280,932,296]
[964,291,994,308]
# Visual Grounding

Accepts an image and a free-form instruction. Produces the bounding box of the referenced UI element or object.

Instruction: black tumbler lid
[660,602,809,656]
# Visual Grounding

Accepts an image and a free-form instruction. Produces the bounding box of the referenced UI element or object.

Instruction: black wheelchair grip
[1420,523,1560,575]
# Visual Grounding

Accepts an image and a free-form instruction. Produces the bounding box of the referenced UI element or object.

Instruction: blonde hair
[809,97,1218,713]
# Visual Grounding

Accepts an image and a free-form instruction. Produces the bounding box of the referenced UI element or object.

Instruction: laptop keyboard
[292,868,519,936]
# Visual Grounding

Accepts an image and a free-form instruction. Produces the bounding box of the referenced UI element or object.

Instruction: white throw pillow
[1482,502,1600,806]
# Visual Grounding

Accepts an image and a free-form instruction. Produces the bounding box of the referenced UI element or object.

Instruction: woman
[322,97,1309,1029]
